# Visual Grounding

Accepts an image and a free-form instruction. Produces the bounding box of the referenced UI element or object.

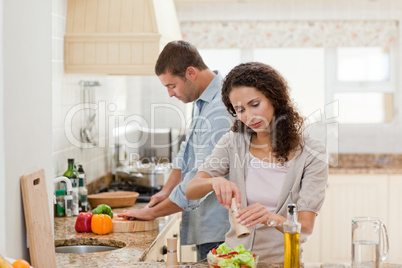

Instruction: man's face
[158,71,198,103]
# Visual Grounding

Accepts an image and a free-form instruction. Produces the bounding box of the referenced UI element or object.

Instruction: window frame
[325,44,398,124]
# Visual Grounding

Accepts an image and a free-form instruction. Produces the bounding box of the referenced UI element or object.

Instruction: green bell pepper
[92,204,113,219]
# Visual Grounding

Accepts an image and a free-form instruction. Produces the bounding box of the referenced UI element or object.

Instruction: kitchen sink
[56,245,121,253]
[55,238,126,254]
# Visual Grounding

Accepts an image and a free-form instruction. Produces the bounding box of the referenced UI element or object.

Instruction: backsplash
[333,154,402,169]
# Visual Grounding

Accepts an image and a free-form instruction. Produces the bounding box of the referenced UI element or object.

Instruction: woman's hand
[210,177,241,209]
[236,203,285,228]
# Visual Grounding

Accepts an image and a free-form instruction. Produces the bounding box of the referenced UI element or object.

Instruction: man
[118,40,232,260]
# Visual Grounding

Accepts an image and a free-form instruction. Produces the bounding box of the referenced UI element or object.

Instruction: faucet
[54,176,73,195]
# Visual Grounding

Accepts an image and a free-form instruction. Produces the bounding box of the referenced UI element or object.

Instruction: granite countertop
[54,203,401,268]
[329,154,402,174]
[53,203,283,268]
[54,203,180,267]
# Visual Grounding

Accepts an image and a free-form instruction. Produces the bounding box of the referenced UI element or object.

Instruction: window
[200,48,326,119]
[337,47,390,82]
[254,48,325,119]
[327,46,396,124]
[199,45,396,125]
[199,49,241,77]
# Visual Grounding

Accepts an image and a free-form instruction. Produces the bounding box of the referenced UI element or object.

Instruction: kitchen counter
[329,153,402,174]
[54,204,402,267]
[54,203,180,267]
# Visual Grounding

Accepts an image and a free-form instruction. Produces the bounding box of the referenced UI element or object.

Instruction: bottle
[63,158,79,216]
[283,192,301,268]
[77,165,88,212]
[64,194,73,217]
[55,189,65,217]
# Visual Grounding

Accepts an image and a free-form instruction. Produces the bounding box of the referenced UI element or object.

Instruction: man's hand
[117,207,156,221]
[147,190,170,208]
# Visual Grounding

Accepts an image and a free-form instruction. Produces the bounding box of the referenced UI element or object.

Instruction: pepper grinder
[231,198,250,238]
[166,237,178,267]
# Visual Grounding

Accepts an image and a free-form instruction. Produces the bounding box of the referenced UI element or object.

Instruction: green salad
[207,243,258,268]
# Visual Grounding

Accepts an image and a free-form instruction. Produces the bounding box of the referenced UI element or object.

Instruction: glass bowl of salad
[207,243,258,268]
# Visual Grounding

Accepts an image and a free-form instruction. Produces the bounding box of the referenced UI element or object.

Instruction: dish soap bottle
[283,192,301,268]
[63,158,79,216]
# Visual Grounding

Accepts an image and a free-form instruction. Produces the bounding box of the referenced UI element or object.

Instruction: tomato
[218,251,238,258]
[212,248,217,255]
[240,266,249,268]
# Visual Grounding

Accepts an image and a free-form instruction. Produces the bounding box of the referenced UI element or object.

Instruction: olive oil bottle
[283,193,301,268]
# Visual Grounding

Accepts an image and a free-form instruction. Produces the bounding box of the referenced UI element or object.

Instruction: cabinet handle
[162,245,167,255]
[173,233,178,238]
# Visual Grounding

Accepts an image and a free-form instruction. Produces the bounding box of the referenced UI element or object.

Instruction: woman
[185,62,328,262]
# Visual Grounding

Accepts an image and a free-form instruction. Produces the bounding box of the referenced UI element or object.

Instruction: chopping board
[20,169,56,268]
[112,216,159,233]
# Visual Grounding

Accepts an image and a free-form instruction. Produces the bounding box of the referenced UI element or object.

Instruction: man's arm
[147,169,182,208]
[117,197,183,220]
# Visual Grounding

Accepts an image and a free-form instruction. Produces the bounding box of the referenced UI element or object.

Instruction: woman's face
[229,86,275,133]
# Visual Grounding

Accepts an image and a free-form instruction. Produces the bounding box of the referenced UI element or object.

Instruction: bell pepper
[92,204,113,219]
[91,214,113,235]
[75,212,93,233]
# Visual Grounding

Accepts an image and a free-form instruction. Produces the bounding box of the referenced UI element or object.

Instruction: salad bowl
[207,243,258,268]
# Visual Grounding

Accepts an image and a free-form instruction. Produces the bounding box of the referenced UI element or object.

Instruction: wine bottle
[77,164,88,212]
[63,158,79,216]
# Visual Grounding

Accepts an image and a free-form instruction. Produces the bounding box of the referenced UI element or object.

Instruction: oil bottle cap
[56,189,66,196]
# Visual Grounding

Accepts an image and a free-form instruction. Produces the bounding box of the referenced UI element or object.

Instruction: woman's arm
[185,171,213,200]
[185,171,241,210]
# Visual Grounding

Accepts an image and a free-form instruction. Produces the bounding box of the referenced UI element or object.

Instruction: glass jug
[351,217,389,268]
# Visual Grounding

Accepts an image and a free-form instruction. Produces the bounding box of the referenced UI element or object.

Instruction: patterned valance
[181,21,399,48]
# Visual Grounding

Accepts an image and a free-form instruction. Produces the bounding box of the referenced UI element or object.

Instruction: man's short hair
[155,40,208,78]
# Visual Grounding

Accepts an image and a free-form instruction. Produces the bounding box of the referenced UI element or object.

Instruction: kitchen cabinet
[144,214,181,262]
[388,175,402,263]
[303,174,400,263]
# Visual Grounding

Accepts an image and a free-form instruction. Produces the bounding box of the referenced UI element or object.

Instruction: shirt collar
[196,70,223,104]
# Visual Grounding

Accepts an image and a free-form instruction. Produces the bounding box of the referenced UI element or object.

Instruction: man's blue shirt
[169,71,232,245]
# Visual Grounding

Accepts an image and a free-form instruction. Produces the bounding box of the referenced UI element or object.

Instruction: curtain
[181,20,398,48]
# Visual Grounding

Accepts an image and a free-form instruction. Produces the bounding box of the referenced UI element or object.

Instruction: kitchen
[1,0,402,267]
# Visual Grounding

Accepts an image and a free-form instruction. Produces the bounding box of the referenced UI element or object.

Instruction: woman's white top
[246,152,292,212]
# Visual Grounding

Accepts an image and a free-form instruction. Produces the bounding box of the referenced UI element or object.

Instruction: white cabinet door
[387,175,402,263]
[320,174,388,262]
[144,215,181,262]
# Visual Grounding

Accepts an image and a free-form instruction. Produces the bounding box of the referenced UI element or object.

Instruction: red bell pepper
[75,212,93,233]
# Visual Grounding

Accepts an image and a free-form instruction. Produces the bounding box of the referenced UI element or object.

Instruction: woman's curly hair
[222,62,304,163]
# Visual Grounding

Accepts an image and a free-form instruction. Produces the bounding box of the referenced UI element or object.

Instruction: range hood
[64,0,182,75]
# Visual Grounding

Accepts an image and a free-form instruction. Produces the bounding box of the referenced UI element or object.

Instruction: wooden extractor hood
[64,0,182,75]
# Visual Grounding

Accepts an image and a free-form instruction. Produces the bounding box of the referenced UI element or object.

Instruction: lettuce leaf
[216,243,232,255]
[214,243,257,268]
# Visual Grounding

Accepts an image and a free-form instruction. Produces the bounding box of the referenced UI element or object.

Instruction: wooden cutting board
[112,216,159,233]
[20,169,56,268]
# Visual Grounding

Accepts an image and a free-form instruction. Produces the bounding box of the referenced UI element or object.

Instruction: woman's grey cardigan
[198,131,328,262]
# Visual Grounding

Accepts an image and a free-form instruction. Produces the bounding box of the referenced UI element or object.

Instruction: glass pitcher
[351,217,389,268]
